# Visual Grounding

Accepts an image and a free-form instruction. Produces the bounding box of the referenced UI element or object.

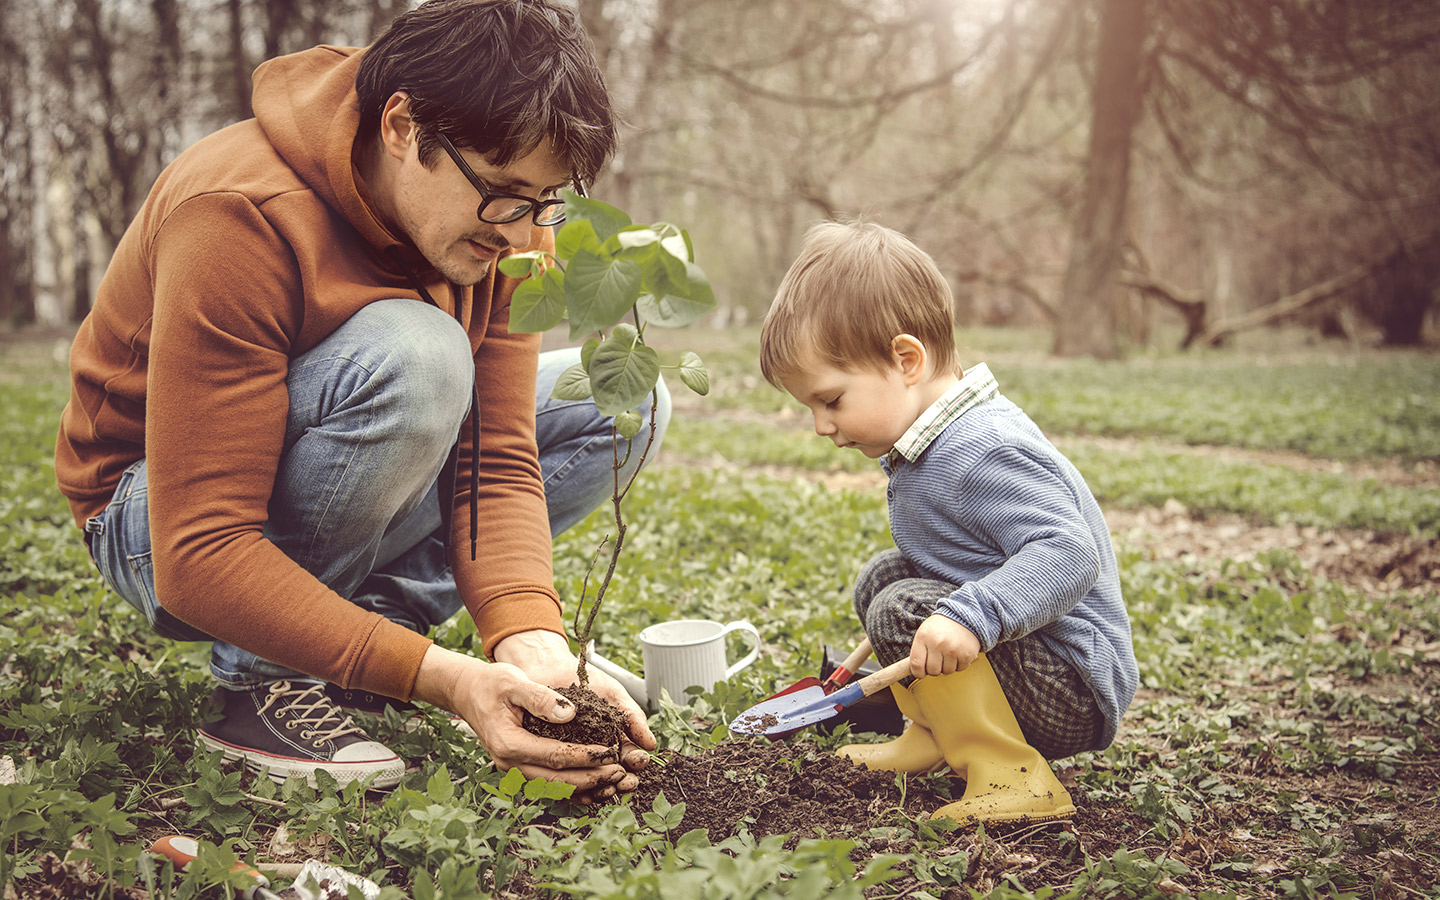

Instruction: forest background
[1,0,1438,356]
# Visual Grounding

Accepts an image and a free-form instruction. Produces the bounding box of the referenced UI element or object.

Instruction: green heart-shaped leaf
[612,409,643,440]
[508,268,567,333]
[590,324,661,416]
[562,192,632,244]
[564,250,643,339]
[497,254,540,279]
[555,219,601,261]
[637,262,716,327]
[678,351,710,396]
[550,362,593,401]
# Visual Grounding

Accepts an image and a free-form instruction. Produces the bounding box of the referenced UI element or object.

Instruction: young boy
[759,220,1139,826]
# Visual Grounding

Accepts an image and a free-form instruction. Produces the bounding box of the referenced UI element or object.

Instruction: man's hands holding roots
[414,633,655,805]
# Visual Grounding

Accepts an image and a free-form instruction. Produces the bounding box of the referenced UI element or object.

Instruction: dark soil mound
[522,683,627,758]
[630,737,956,842]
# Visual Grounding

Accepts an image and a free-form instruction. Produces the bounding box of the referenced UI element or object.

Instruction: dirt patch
[1108,501,1440,592]
[621,727,1440,896]
[631,738,954,843]
[521,683,627,758]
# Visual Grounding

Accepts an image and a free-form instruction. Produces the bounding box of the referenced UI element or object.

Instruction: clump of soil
[630,737,956,843]
[522,683,628,758]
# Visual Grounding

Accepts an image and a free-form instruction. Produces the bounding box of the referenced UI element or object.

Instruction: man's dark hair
[356,0,616,188]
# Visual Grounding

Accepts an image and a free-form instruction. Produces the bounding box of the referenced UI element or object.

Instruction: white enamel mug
[639,618,761,710]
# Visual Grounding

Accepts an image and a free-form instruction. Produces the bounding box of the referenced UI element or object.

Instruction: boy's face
[778,347,925,459]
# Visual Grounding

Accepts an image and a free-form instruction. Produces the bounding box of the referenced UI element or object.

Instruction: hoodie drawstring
[387,247,480,562]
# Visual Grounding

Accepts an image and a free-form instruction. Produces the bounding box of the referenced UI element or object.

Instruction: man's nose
[812,412,835,436]
[494,217,534,250]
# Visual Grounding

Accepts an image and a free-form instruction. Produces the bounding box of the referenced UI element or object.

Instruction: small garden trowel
[730,658,911,737]
[148,835,380,900]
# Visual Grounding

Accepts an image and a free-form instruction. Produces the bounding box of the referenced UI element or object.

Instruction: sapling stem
[572,385,661,686]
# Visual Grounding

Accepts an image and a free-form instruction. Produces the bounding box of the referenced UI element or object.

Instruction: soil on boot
[630,737,956,844]
[521,683,627,758]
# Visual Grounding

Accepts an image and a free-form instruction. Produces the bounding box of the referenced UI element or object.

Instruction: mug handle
[721,620,762,679]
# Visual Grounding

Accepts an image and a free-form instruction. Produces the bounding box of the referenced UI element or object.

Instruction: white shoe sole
[197,732,405,789]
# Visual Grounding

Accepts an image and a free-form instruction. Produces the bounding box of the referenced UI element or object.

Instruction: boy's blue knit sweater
[882,393,1139,747]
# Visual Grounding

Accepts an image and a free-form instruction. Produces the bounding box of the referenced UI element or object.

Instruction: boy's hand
[910,614,980,678]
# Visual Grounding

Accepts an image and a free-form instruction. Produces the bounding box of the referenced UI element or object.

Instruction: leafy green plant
[379,764,570,892]
[499,193,714,684]
[0,783,49,888]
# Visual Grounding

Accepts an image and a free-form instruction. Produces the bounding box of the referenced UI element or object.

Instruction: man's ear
[378,91,416,161]
[891,334,928,385]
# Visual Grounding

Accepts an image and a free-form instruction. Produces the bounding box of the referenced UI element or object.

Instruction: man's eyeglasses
[434,131,568,227]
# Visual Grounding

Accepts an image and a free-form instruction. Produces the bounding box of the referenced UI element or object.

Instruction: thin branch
[680,13,1011,112]
[1120,269,1208,348]
[571,537,611,645]
[903,4,1077,230]
[1196,260,1378,346]
[572,383,663,686]
[954,269,1058,322]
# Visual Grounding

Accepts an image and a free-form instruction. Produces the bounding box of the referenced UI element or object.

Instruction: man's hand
[909,614,981,679]
[412,643,642,804]
[492,630,656,792]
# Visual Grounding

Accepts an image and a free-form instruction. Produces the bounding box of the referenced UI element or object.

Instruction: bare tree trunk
[1197,262,1378,347]
[605,0,678,213]
[73,0,151,250]
[0,0,37,325]
[575,0,615,73]
[228,0,252,121]
[152,0,183,162]
[70,155,93,321]
[1372,236,1440,346]
[1053,0,1148,359]
[262,0,293,61]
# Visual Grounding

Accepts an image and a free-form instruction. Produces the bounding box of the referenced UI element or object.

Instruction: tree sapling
[498,192,713,748]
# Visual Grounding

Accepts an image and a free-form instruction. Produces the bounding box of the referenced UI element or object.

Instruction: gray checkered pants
[853,549,1106,760]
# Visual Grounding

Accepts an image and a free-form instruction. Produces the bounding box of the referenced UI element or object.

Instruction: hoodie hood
[251,45,403,256]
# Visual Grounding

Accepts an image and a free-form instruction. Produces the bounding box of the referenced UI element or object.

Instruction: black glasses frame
[434,131,568,227]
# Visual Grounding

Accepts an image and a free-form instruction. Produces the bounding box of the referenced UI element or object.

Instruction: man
[55,0,661,802]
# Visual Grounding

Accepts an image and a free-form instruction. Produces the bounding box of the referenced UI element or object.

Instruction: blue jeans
[84,299,671,688]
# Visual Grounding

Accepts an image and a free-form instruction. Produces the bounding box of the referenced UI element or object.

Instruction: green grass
[1063,440,1440,534]
[653,326,1440,462]
[3,329,1439,899]
[663,417,880,474]
[999,353,1440,462]
[661,416,1440,535]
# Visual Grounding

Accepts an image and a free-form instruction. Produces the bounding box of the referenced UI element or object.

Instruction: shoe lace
[257,681,366,743]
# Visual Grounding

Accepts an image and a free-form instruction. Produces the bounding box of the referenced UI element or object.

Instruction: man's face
[388,134,570,286]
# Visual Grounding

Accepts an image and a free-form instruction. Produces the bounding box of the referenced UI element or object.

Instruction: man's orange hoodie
[56,46,565,700]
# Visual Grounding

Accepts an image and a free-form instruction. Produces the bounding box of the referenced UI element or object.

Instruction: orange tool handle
[148,836,269,892]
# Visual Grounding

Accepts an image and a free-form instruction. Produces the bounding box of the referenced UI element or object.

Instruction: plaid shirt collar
[888,363,1000,464]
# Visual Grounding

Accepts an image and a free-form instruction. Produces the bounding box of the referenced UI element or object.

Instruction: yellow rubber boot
[912,654,1077,826]
[837,684,944,775]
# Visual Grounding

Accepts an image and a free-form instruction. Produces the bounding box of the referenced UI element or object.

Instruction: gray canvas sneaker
[197,680,405,789]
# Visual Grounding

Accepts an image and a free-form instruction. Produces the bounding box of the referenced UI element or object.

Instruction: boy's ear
[891,334,928,385]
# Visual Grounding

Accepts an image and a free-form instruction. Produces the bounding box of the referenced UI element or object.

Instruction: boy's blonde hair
[759,220,957,385]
